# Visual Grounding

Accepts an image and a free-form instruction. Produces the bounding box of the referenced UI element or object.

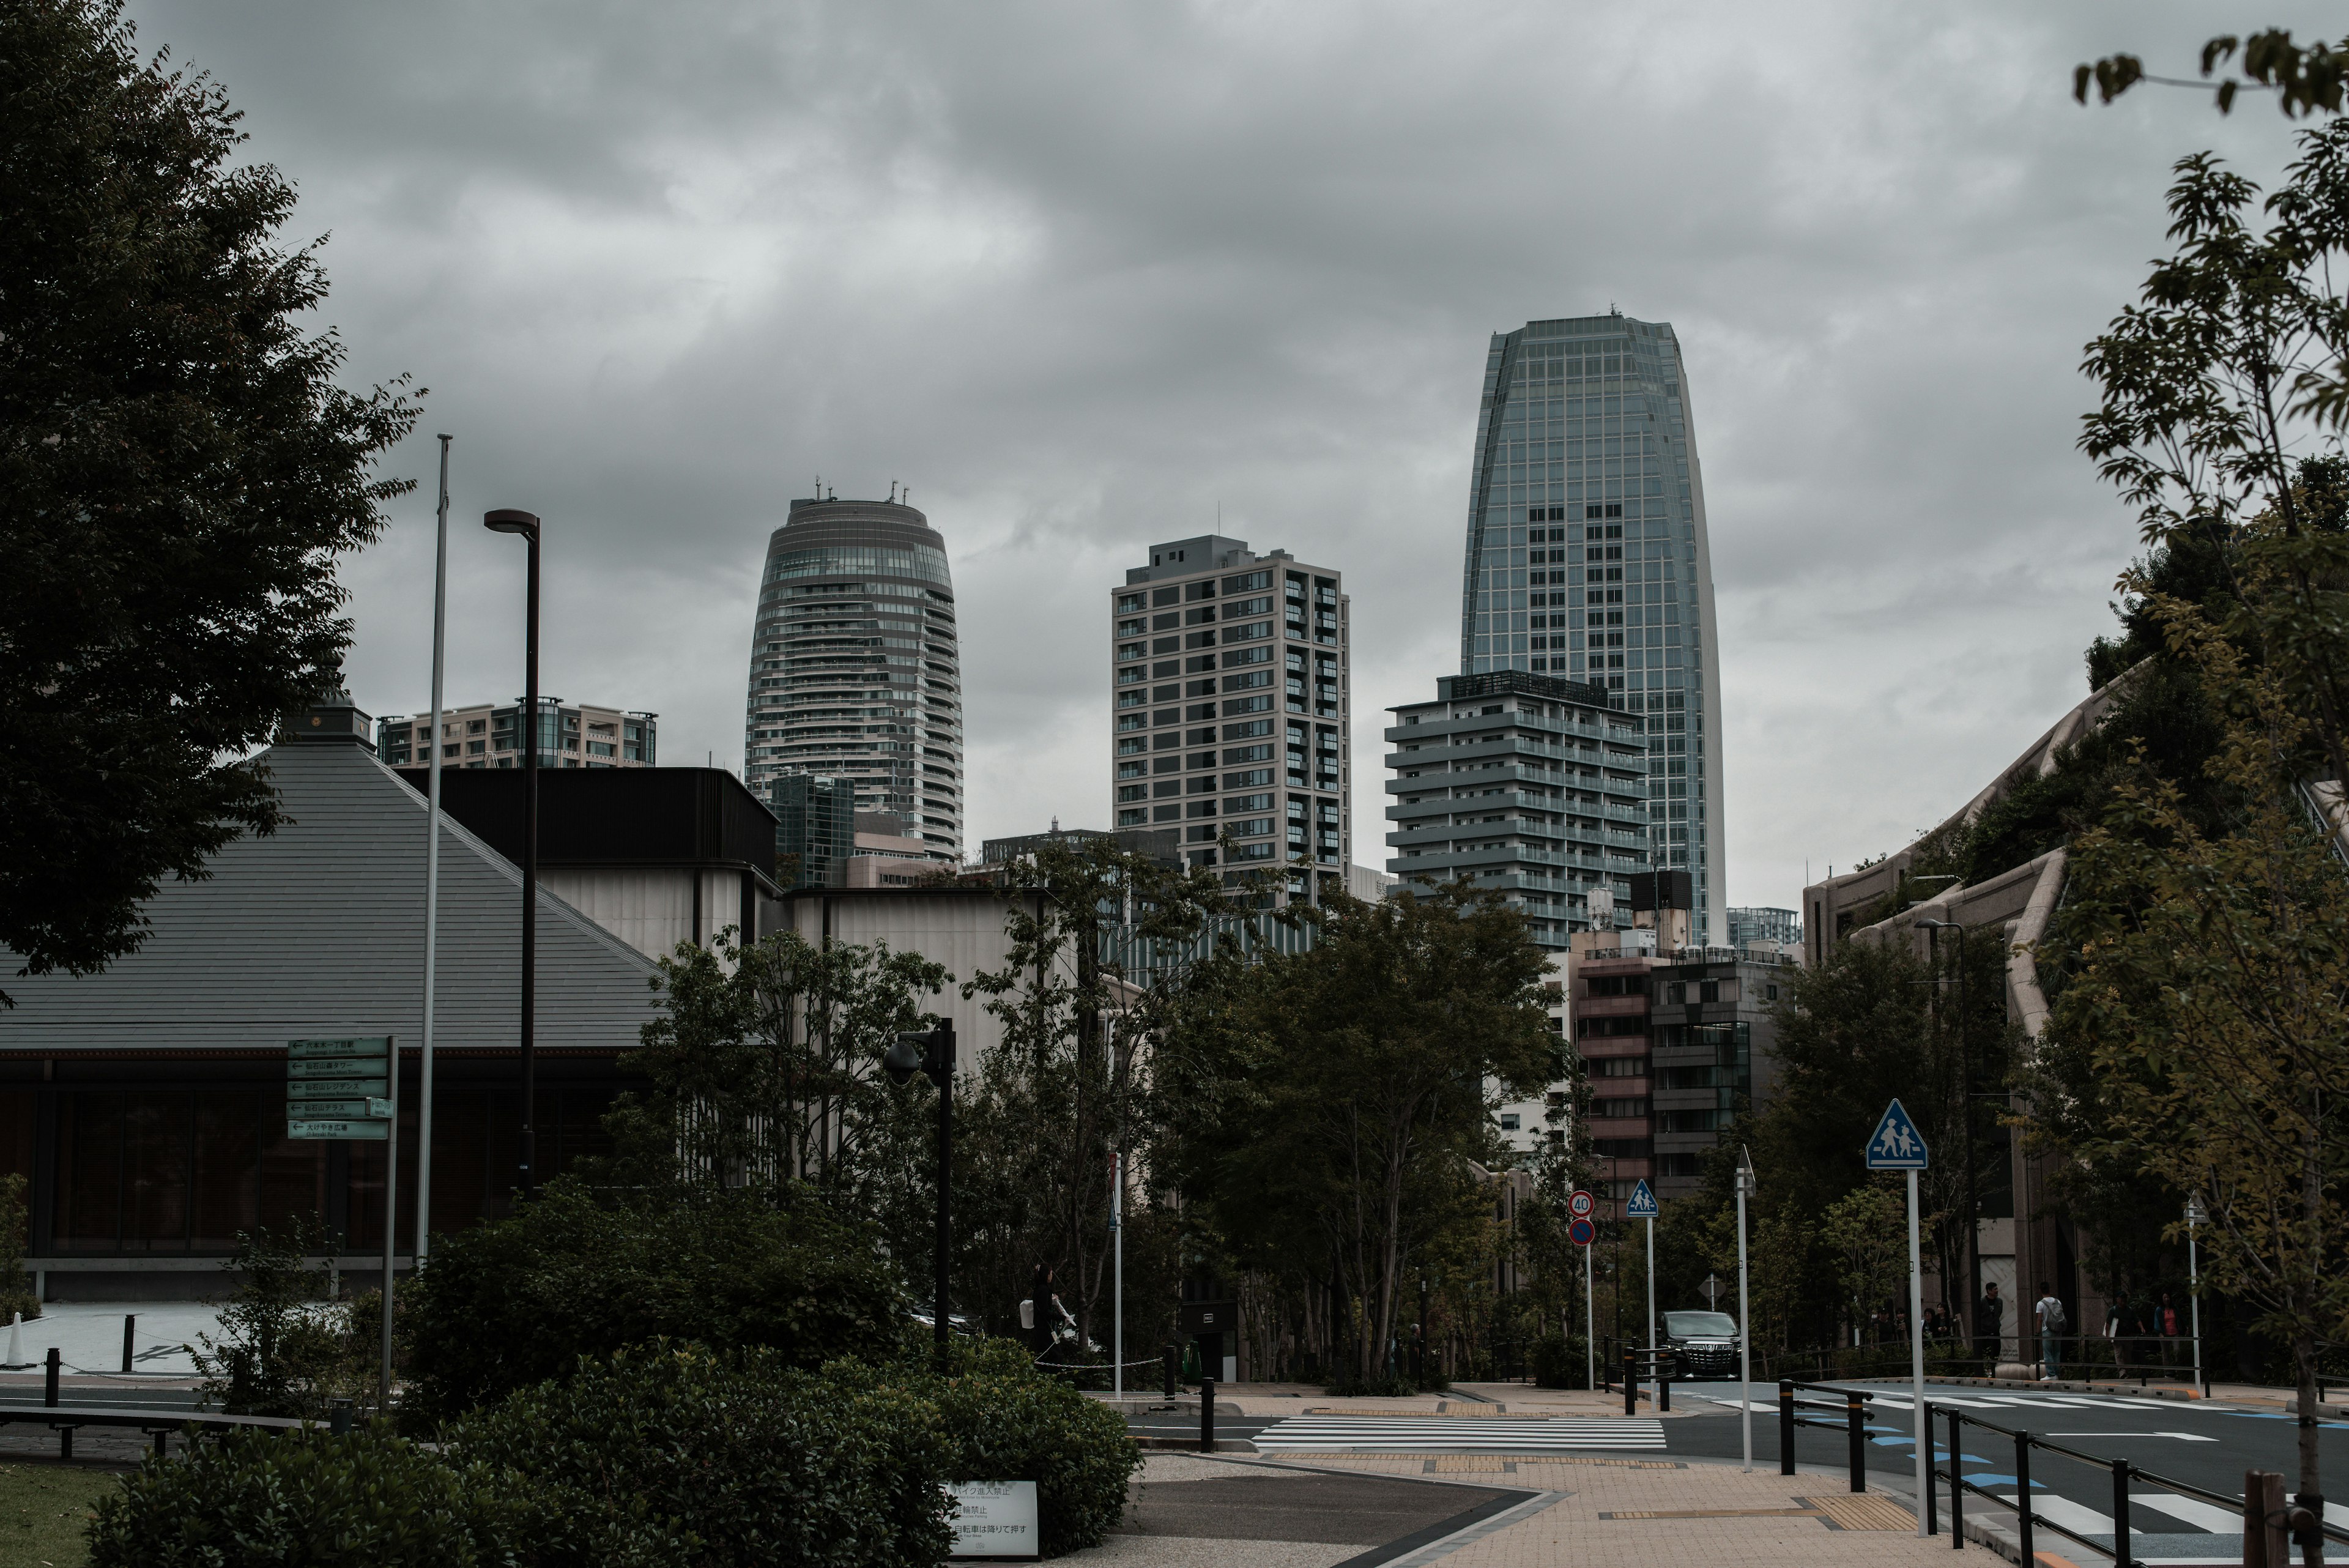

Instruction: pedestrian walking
[1975,1282,2005,1365]
[2035,1282,2066,1380]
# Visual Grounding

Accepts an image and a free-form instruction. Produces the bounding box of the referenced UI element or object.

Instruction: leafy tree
[956,837,1225,1359]
[2077,32,2349,119]
[2035,604,2349,1528]
[190,1220,363,1419]
[1156,880,1556,1385]
[603,926,948,1225]
[0,0,418,1002]
[1819,1180,1915,1348]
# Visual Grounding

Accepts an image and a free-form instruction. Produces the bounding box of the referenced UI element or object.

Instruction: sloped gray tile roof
[0,741,661,1053]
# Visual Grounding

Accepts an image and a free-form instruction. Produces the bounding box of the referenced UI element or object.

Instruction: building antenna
[889,480,897,503]
[814,474,820,499]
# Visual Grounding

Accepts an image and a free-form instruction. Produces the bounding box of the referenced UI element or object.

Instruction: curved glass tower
[742,497,963,857]
[1458,313,1724,944]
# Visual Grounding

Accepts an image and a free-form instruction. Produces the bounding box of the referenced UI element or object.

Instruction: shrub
[449,1343,952,1568]
[403,1180,904,1420]
[0,1175,37,1323]
[918,1336,1142,1558]
[1531,1332,1589,1389]
[85,1424,515,1567]
[191,1221,365,1419]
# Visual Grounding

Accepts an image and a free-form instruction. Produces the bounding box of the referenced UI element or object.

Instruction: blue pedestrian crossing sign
[1625,1178,1659,1219]
[1866,1098,1929,1170]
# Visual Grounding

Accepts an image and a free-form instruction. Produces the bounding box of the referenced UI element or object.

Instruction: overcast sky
[132,0,2335,914]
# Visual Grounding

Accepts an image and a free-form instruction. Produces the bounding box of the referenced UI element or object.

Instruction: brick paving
[1078,1450,1960,1566]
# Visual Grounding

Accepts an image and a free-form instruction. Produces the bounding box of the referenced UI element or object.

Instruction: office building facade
[1457,313,1726,945]
[1384,670,1647,948]
[1113,537,1349,897]
[377,701,655,770]
[743,497,963,858]
[1727,905,1802,956]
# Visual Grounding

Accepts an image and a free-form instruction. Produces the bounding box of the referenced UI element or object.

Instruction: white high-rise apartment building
[743,496,963,857]
[1112,536,1349,900]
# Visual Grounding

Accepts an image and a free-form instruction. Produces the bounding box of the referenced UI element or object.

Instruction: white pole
[1737,1165,1752,1470]
[1644,1214,1655,1359]
[1908,1167,1926,1534]
[2188,1207,2203,1394]
[416,434,450,1263]
[1112,1150,1124,1398]
[1584,1240,1595,1392]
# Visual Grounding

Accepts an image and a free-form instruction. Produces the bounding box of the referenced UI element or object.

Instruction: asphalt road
[1127,1383,2349,1564]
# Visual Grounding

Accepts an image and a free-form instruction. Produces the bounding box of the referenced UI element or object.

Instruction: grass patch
[0,1463,117,1568]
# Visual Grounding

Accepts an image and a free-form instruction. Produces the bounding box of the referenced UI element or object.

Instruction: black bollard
[1199,1376,1216,1452]
[1163,1342,1179,1400]
[1846,1390,1867,1492]
[43,1346,58,1408]
[1623,1346,1637,1416]
[122,1313,135,1374]
[1778,1381,1796,1477]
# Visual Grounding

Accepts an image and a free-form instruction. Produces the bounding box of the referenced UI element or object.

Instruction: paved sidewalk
[1078,1450,1951,1567]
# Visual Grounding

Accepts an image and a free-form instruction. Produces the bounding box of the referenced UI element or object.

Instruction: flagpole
[416,434,451,1265]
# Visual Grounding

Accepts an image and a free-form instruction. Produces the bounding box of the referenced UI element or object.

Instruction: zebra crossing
[1250,1413,1667,1454]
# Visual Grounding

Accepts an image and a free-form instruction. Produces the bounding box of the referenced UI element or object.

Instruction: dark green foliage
[86,1425,516,1567]
[448,1345,954,1568]
[402,1180,904,1421]
[0,1175,37,1322]
[1531,1333,1587,1389]
[922,1336,1142,1558]
[0,0,418,1001]
[191,1221,360,1419]
[1154,880,1557,1384]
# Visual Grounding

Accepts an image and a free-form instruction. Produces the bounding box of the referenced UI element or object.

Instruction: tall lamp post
[884,1019,957,1359]
[483,509,541,1196]
[2185,1192,2206,1394]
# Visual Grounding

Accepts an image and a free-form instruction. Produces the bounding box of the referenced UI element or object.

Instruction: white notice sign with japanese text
[949,1479,1039,1560]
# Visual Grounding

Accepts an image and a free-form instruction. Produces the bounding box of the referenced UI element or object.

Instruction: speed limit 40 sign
[1567,1189,1595,1219]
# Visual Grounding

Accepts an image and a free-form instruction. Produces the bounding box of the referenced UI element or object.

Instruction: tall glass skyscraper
[1459,313,1724,944]
[743,497,963,857]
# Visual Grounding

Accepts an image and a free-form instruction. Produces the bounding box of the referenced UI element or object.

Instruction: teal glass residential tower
[1459,313,1725,944]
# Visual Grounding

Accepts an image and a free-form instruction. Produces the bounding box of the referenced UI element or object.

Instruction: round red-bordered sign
[1568,1217,1597,1247]
[1567,1189,1595,1219]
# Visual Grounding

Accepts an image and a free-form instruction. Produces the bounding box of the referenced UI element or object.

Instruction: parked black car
[1661,1310,1741,1379]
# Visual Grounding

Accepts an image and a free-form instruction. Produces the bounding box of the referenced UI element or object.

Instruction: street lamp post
[2185,1192,2206,1394]
[483,509,541,1196]
[885,1019,957,1359]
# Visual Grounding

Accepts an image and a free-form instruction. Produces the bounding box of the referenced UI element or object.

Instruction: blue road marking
[1962,1475,2047,1488]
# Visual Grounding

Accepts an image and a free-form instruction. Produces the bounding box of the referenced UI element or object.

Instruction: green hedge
[451,1343,953,1568]
[403,1180,905,1422]
[922,1337,1142,1558]
[82,1339,1138,1566]
[86,1425,514,1567]
[1532,1332,1589,1389]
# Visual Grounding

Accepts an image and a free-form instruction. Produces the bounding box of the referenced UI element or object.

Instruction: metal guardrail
[1925,1400,2349,1564]
[1776,1380,1877,1493]
[1621,1347,1675,1414]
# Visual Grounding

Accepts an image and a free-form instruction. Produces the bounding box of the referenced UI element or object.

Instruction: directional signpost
[288,1038,398,1404]
[1627,1177,1659,1380]
[1866,1098,1929,1537]
[1568,1190,1598,1391]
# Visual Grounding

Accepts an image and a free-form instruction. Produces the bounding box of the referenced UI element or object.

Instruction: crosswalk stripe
[2132,1493,2243,1534]
[2002,1494,2114,1535]
[1252,1415,1666,1452]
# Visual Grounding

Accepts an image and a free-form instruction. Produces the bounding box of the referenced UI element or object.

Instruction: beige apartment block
[376,699,655,771]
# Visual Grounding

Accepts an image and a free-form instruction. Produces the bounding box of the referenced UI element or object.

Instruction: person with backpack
[2035,1283,2068,1380]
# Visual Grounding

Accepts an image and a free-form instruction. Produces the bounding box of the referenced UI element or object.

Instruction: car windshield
[1665,1311,1739,1338]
